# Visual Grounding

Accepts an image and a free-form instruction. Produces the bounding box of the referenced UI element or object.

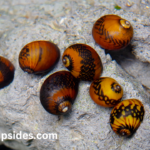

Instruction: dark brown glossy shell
[40,71,79,115]
[0,56,15,89]
[62,44,103,81]
[92,14,133,50]
[19,41,60,74]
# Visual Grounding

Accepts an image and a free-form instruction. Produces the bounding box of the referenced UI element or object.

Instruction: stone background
[0,0,150,150]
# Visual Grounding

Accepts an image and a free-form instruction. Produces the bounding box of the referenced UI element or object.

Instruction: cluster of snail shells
[1,14,145,137]
[90,14,144,137]
[41,43,103,115]
[18,40,103,115]
[89,76,145,137]
[18,41,76,115]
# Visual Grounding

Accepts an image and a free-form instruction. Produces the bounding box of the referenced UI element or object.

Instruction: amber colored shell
[40,71,79,115]
[92,14,133,50]
[19,41,60,74]
[89,77,123,107]
[62,44,103,81]
[0,56,15,89]
[110,99,145,136]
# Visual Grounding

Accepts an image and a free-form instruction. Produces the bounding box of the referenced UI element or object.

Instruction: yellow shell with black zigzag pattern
[110,99,145,136]
[90,77,123,107]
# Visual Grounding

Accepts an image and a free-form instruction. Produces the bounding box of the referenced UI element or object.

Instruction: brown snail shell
[0,56,15,89]
[92,14,133,50]
[19,41,60,74]
[40,71,79,115]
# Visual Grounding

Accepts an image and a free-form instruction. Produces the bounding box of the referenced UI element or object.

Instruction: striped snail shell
[92,14,133,50]
[19,41,60,74]
[40,71,79,115]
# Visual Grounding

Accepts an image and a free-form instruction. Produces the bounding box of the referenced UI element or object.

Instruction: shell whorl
[120,19,131,29]
[62,55,73,71]
[119,129,131,136]
[58,101,72,114]
[111,82,122,93]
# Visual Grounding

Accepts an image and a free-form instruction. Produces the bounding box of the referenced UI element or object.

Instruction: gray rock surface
[0,0,150,150]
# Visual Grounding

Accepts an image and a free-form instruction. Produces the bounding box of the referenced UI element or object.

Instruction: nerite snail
[19,40,60,74]
[62,43,103,81]
[110,99,145,137]
[40,71,79,115]
[0,56,15,89]
[92,14,133,50]
[89,77,123,107]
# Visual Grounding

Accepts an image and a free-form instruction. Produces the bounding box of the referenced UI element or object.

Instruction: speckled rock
[0,0,150,150]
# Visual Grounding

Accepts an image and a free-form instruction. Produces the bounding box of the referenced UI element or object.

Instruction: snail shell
[62,44,103,81]
[40,71,79,115]
[92,14,133,50]
[110,99,145,136]
[0,56,15,89]
[89,77,123,107]
[19,41,60,74]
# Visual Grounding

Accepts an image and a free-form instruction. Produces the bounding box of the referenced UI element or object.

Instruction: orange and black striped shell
[19,41,60,74]
[40,71,79,115]
[62,44,103,81]
[0,56,15,89]
[110,99,145,136]
[90,77,123,107]
[92,14,133,50]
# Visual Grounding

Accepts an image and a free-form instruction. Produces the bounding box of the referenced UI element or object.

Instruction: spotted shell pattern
[110,99,145,136]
